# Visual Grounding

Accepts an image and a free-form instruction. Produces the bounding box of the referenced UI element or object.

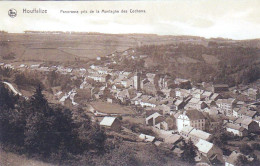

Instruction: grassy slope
[0,150,54,166]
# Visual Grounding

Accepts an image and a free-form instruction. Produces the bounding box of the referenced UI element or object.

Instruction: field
[0,33,209,63]
[90,101,135,115]
[177,56,199,64]
[122,116,145,125]
[202,54,220,65]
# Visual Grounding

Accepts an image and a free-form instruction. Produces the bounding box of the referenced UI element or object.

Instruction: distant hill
[0,32,210,63]
[1,32,259,85]
[133,43,260,86]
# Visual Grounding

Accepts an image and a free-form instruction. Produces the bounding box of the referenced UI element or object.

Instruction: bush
[239,143,253,155]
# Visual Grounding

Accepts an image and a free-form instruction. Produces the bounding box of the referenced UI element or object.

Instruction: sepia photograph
[0,0,260,166]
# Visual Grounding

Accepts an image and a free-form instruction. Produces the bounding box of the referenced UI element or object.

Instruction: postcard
[0,1,260,166]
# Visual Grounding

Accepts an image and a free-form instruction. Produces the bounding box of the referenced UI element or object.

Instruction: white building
[176,110,206,132]
[225,123,247,137]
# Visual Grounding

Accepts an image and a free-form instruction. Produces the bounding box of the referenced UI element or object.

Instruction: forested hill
[132,43,260,86]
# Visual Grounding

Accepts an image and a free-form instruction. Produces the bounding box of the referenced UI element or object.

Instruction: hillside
[114,43,260,86]
[0,150,54,166]
[0,32,211,63]
[1,32,260,86]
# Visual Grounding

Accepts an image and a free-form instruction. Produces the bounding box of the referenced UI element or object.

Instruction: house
[88,73,110,82]
[176,110,206,132]
[216,98,237,116]
[90,65,111,75]
[210,93,221,101]
[212,84,229,93]
[185,98,207,110]
[146,73,156,84]
[116,89,130,103]
[189,128,212,142]
[204,100,217,108]
[253,116,260,127]
[233,107,257,119]
[192,88,205,100]
[107,98,113,103]
[235,117,259,133]
[202,91,213,101]
[136,95,166,108]
[158,75,174,89]
[173,99,186,110]
[247,88,260,100]
[142,81,157,95]
[100,117,121,131]
[225,123,248,137]
[120,78,134,88]
[146,112,163,126]
[225,151,254,166]
[179,126,212,143]
[161,88,175,98]
[154,104,171,115]
[139,134,155,142]
[195,139,224,163]
[164,134,182,145]
[174,78,191,89]
[175,88,191,99]
[155,120,169,130]
[206,114,222,131]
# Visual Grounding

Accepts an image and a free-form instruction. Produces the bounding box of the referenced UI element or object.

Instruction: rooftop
[100,117,117,127]
[190,128,212,140]
[195,139,213,154]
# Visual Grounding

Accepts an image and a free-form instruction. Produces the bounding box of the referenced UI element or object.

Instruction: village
[1,48,260,166]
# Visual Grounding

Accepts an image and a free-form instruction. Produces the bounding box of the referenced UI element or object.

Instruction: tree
[29,84,50,115]
[180,139,197,164]
[235,155,249,166]
[239,143,252,155]
[24,85,76,157]
[0,82,18,109]
[212,122,230,149]
[73,108,106,154]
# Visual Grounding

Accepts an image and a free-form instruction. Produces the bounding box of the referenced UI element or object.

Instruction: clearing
[90,101,135,115]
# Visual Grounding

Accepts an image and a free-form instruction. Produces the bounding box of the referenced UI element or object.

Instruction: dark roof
[186,109,205,120]
[213,84,229,88]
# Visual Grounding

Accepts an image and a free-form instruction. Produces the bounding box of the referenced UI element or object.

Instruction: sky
[1,0,260,40]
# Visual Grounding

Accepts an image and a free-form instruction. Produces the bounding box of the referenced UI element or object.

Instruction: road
[2,81,23,96]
